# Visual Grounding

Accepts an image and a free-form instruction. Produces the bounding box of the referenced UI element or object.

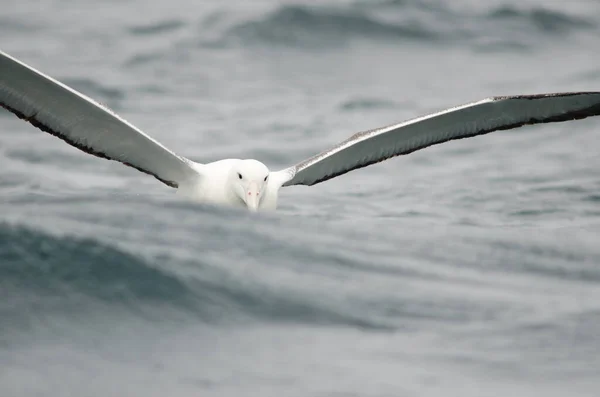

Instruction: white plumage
[1,49,600,211]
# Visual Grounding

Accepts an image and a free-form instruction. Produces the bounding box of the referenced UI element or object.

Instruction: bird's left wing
[0,50,198,188]
[278,92,600,187]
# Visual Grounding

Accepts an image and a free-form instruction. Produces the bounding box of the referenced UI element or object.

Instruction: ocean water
[1,0,600,396]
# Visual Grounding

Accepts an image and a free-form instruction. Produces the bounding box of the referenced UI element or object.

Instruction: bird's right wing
[0,49,198,188]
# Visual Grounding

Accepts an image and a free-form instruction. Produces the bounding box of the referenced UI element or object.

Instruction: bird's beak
[245,181,260,212]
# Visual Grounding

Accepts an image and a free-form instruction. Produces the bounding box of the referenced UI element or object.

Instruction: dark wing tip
[491,91,600,101]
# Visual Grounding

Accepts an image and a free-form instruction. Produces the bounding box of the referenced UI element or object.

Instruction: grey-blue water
[1,0,600,396]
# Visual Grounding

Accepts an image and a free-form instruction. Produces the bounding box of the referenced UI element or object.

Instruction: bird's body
[176,159,283,211]
[175,159,233,206]
[1,49,600,212]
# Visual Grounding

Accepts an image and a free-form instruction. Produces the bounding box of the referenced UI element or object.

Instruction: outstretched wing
[0,50,198,188]
[279,92,600,187]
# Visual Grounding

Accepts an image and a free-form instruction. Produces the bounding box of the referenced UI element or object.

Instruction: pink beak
[245,181,260,211]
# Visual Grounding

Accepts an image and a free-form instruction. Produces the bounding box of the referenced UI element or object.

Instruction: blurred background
[1,0,600,396]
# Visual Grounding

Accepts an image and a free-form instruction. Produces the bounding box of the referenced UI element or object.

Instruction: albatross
[1,50,600,211]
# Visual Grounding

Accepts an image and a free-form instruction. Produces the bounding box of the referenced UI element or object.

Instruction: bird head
[231,159,270,211]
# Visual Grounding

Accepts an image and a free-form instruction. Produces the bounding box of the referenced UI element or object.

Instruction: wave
[127,19,185,36]
[0,224,388,331]
[0,17,42,34]
[351,0,450,12]
[0,223,194,304]
[216,3,595,50]
[226,5,441,48]
[339,97,400,112]
[487,6,595,34]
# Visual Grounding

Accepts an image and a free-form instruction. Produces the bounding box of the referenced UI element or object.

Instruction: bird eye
[264,175,268,182]
[237,173,243,180]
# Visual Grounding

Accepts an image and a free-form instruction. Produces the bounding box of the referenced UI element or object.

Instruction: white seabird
[1,49,600,211]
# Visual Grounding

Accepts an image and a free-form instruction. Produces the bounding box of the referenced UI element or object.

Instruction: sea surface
[1,0,600,396]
